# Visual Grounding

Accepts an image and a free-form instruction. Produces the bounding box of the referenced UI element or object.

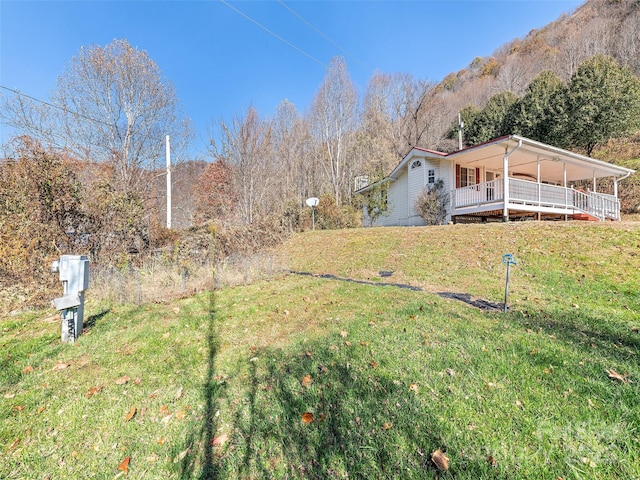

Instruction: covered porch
[448,136,634,222]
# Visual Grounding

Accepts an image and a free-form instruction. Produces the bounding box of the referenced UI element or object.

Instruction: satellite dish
[305,197,319,208]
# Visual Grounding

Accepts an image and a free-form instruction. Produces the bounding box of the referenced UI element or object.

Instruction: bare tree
[310,57,358,206]
[211,106,276,224]
[2,39,191,193]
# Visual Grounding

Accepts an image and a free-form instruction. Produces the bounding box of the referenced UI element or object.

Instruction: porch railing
[452,178,620,220]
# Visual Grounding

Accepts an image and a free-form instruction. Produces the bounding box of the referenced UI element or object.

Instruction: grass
[1,221,639,479]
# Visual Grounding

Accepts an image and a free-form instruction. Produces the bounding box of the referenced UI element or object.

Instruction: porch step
[572,213,599,221]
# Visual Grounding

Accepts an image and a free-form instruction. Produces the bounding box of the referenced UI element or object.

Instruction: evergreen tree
[563,55,640,156]
[466,91,517,144]
[507,71,565,143]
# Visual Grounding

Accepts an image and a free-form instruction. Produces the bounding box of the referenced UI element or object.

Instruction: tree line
[2,30,640,286]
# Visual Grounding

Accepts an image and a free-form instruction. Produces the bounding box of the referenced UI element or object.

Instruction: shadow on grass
[436,292,502,311]
[83,308,110,330]
[514,304,639,363]
[216,339,501,479]
[290,270,423,291]
[179,289,226,480]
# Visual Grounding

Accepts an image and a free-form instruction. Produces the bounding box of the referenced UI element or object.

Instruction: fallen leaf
[486,454,497,466]
[370,360,378,369]
[172,307,180,314]
[211,434,228,447]
[515,400,524,408]
[445,368,455,377]
[13,405,24,411]
[340,331,348,338]
[431,449,450,471]
[115,375,130,385]
[86,386,103,398]
[118,456,130,473]
[133,378,142,385]
[301,412,314,424]
[382,422,393,430]
[606,368,628,384]
[37,406,46,414]
[175,386,183,399]
[345,341,352,346]
[409,383,419,392]
[8,438,20,452]
[125,406,136,422]
[52,362,70,371]
[157,436,166,445]
[22,365,34,374]
[317,413,326,423]
[175,410,186,420]
[301,374,312,387]
[162,332,171,339]
[4,393,15,399]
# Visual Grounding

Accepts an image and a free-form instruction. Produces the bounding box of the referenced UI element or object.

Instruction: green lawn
[2,222,639,479]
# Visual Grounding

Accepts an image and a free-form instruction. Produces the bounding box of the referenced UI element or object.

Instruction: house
[357,135,635,225]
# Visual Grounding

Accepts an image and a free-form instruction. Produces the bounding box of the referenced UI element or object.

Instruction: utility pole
[458,113,464,151]
[166,135,172,229]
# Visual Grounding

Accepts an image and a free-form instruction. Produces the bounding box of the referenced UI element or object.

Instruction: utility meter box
[51,255,89,343]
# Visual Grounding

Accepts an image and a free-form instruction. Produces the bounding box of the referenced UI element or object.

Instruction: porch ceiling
[449,136,634,183]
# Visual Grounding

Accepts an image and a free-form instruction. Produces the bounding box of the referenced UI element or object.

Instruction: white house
[357,135,635,225]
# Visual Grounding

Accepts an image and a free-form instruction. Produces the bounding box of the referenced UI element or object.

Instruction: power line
[277,0,368,70]
[219,0,326,68]
[0,85,113,128]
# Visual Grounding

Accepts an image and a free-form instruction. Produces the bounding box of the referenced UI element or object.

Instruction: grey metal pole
[166,135,172,229]
[504,262,511,313]
[502,254,517,313]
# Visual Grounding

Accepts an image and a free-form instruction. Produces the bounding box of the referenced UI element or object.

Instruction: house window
[427,169,435,184]
[410,160,422,170]
[459,167,476,187]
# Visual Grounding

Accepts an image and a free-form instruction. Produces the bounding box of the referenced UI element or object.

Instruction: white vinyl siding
[363,154,452,226]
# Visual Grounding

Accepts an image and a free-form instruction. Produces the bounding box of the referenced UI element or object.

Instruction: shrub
[315,193,362,230]
[414,179,449,225]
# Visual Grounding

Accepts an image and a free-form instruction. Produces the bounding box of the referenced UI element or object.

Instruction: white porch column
[503,147,509,221]
[614,177,619,198]
[593,171,597,193]
[502,140,522,222]
[563,162,567,208]
[537,156,541,205]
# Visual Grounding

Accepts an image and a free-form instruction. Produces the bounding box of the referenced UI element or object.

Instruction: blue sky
[1,0,582,157]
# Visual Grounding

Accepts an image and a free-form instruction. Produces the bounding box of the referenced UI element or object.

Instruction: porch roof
[355,135,635,195]
[448,135,635,183]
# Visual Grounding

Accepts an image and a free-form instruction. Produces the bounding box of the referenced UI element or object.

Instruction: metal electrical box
[51,255,89,343]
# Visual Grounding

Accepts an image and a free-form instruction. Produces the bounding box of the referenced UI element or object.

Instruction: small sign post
[502,253,517,313]
[306,197,319,230]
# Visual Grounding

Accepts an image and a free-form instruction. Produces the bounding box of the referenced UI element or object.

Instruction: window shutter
[456,165,461,188]
[476,167,480,185]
